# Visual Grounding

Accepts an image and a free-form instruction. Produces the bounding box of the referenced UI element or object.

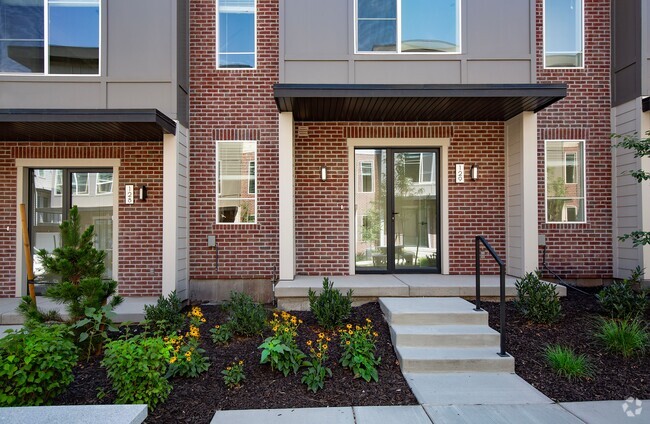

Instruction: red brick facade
[189,0,280,281]
[535,0,612,280]
[294,122,506,276]
[0,142,163,297]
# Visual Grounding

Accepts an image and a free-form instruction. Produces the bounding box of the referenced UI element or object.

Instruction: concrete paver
[353,406,432,424]
[561,400,650,424]
[0,405,147,424]
[424,404,585,424]
[403,372,553,406]
[210,407,355,424]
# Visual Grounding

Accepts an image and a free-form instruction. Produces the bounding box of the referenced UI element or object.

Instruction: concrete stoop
[379,297,514,373]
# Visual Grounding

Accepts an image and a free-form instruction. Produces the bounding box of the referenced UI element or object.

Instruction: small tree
[614,131,650,247]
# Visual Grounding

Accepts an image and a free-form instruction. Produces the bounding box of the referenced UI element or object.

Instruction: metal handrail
[475,236,508,357]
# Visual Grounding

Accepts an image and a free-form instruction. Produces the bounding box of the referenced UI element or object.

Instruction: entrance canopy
[274,84,566,122]
[0,109,176,142]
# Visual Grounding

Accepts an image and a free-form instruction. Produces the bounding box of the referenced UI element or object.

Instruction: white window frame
[564,152,577,184]
[215,140,257,224]
[96,172,113,195]
[359,161,374,193]
[354,0,462,55]
[72,172,89,195]
[54,169,62,195]
[544,139,586,224]
[564,205,578,222]
[247,160,256,194]
[0,0,101,76]
[543,0,584,69]
[215,0,257,70]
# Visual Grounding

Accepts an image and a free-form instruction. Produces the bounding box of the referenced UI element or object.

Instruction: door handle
[391,211,399,222]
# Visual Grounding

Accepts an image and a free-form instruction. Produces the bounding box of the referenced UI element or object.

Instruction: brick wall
[294,122,506,275]
[0,142,163,297]
[189,0,280,281]
[535,0,612,280]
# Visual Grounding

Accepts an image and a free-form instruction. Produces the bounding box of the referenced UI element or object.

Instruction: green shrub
[594,318,648,358]
[308,277,353,330]
[102,335,173,410]
[339,319,381,382]
[16,296,62,329]
[46,277,123,322]
[210,321,233,345]
[259,311,305,376]
[224,292,267,336]
[222,360,246,389]
[514,271,561,324]
[544,345,592,380]
[0,324,78,406]
[144,291,185,337]
[596,268,648,320]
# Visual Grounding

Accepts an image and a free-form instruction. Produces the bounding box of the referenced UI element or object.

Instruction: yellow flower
[348,330,353,335]
[273,312,279,318]
[215,325,220,329]
[326,337,331,342]
[322,344,328,350]
[201,317,206,323]
[298,319,303,324]
[346,324,352,329]
[186,356,191,362]
[185,351,192,357]
[238,360,244,365]
[306,340,313,346]
[316,352,322,358]
[373,332,379,337]
[345,340,350,345]
[163,337,169,342]
[318,333,325,339]
[226,366,232,371]
[356,325,361,331]
[169,356,177,364]
[366,318,372,323]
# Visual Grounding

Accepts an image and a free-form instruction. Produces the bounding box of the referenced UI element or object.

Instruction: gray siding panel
[285,61,350,84]
[284,0,349,58]
[466,0,531,57]
[467,61,531,84]
[355,61,461,84]
[0,82,103,108]
[107,83,173,112]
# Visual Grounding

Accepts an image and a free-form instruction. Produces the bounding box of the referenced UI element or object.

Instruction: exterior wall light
[470,164,478,181]
[320,165,327,181]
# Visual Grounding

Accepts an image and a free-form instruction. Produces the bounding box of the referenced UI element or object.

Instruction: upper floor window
[544,0,583,68]
[0,0,100,75]
[217,0,256,69]
[359,161,373,193]
[356,0,460,54]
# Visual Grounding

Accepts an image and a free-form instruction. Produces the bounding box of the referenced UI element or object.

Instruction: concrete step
[380,297,487,326]
[396,346,515,373]
[390,324,501,348]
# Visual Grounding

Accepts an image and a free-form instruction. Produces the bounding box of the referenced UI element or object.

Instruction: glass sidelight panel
[355,149,387,271]
[30,169,113,288]
[393,151,438,271]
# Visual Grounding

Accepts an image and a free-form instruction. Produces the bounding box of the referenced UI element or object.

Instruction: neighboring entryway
[354,148,440,273]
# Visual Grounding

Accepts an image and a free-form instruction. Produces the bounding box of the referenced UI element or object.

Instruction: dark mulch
[55,302,417,423]
[483,288,650,402]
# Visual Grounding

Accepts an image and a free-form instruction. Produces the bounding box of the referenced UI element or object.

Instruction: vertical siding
[176,125,189,299]
[506,118,523,276]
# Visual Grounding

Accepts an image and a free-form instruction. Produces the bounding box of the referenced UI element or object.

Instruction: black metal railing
[475,236,508,357]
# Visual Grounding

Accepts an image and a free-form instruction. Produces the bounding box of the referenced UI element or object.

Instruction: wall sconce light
[320,166,327,181]
[139,185,148,201]
[470,164,478,181]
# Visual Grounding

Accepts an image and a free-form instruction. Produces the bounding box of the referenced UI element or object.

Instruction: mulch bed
[55,302,418,423]
[483,288,650,403]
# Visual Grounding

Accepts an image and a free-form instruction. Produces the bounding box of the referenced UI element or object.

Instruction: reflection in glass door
[355,149,440,273]
[30,169,114,291]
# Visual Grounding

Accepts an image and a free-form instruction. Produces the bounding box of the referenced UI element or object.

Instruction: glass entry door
[30,169,114,290]
[355,149,440,273]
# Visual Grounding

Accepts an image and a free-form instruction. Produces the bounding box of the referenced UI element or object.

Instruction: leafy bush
[224,291,267,336]
[544,345,592,379]
[222,360,246,389]
[339,319,381,382]
[594,318,648,358]
[102,335,173,410]
[596,267,648,320]
[301,333,332,392]
[0,324,78,406]
[259,311,305,376]
[210,322,233,345]
[308,277,353,330]
[73,305,119,360]
[514,271,561,324]
[144,291,185,337]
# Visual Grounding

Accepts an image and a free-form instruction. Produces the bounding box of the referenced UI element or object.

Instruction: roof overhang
[274,84,567,122]
[0,109,176,142]
[643,97,649,113]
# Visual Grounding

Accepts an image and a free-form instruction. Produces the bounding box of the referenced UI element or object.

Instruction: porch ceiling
[0,109,176,142]
[274,83,567,122]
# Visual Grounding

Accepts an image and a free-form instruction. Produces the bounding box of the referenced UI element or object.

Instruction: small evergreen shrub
[46,277,123,322]
[596,267,648,320]
[308,277,353,329]
[594,318,648,358]
[224,292,267,336]
[102,335,173,410]
[544,345,592,380]
[0,324,78,406]
[144,291,185,337]
[514,271,561,324]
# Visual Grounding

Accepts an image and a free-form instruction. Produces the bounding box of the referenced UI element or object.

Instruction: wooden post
[19,203,37,305]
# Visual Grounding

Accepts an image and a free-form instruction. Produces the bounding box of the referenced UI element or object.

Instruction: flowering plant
[210,322,233,345]
[222,360,246,389]
[301,332,332,392]
[339,319,381,382]
[166,308,210,378]
[258,311,306,376]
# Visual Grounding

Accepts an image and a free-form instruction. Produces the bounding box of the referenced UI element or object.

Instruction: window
[544,0,583,68]
[356,0,460,53]
[217,0,255,69]
[401,152,435,183]
[360,161,373,193]
[545,140,585,223]
[247,160,255,194]
[54,169,62,195]
[0,0,100,75]
[72,172,88,195]
[216,140,257,223]
[96,172,113,194]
